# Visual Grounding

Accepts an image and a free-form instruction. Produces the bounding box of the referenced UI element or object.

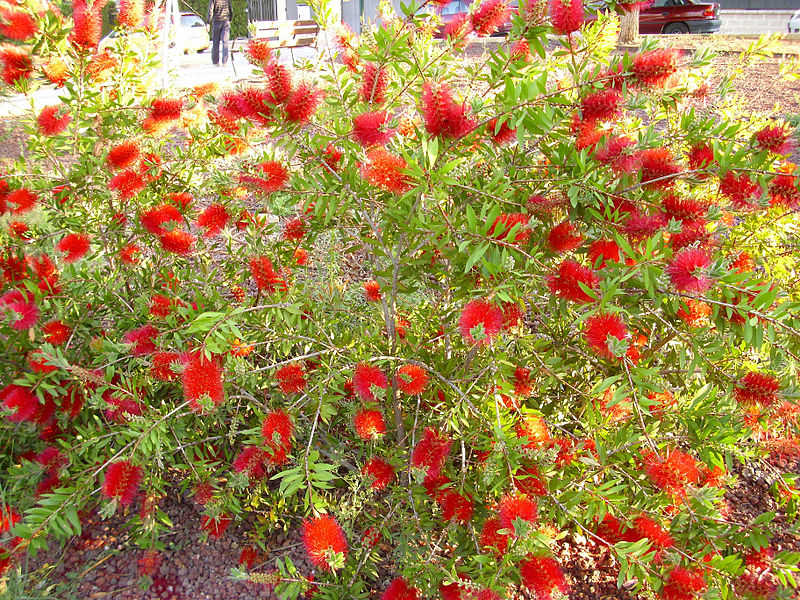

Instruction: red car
[435,0,721,38]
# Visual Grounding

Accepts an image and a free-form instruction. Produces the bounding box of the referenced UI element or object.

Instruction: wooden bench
[248,19,319,56]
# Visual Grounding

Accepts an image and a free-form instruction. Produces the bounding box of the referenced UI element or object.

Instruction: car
[789,8,800,33]
[99,13,210,54]
[434,0,516,38]
[637,0,721,35]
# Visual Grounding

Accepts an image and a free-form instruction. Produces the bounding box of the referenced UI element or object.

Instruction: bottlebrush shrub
[1,1,800,599]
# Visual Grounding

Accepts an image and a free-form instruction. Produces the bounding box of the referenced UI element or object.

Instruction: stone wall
[718,10,796,35]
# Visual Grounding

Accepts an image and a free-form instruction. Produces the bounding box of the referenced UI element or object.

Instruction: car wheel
[662,22,690,34]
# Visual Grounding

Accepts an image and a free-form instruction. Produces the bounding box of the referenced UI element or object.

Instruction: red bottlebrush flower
[595,135,639,174]
[249,256,285,293]
[642,448,699,498]
[459,299,503,345]
[352,110,395,147]
[720,171,762,211]
[293,248,309,266]
[29,254,60,294]
[480,518,510,555]
[42,320,70,345]
[150,351,181,381]
[149,98,183,122]
[734,372,780,407]
[421,81,475,140]
[6,188,37,215]
[159,229,195,255]
[471,0,511,36]
[547,259,599,303]
[364,279,382,301]
[584,312,629,359]
[149,294,174,318]
[662,567,707,600]
[261,409,293,465]
[37,105,71,136]
[670,220,710,251]
[632,516,674,551]
[547,221,584,253]
[1,384,35,422]
[361,147,413,194]
[240,161,289,193]
[8,221,29,239]
[285,81,323,125]
[244,38,272,65]
[549,0,583,35]
[513,366,533,397]
[182,354,225,413]
[192,482,215,505]
[443,12,472,38]
[487,117,517,145]
[439,491,474,523]
[41,57,69,87]
[520,554,569,599]
[200,514,231,538]
[677,298,712,328]
[353,362,388,401]
[623,210,666,242]
[1,290,39,330]
[516,414,550,448]
[69,0,106,52]
[265,61,293,103]
[55,233,90,263]
[101,460,143,506]
[322,144,343,173]
[381,577,420,600]
[0,45,33,85]
[119,244,141,264]
[489,213,530,245]
[632,48,680,89]
[688,143,715,171]
[28,350,56,374]
[581,89,622,123]
[361,63,388,104]
[755,124,793,155]
[196,204,230,238]
[233,445,268,480]
[769,172,800,209]
[302,515,348,572]
[0,8,38,40]
[117,0,143,27]
[353,409,386,440]
[639,147,681,189]
[514,465,548,496]
[502,301,523,331]
[275,363,306,394]
[511,38,534,62]
[283,217,306,241]
[498,493,538,530]
[109,169,145,199]
[412,427,451,477]
[362,457,395,489]
[662,194,707,222]
[239,545,259,569]
[587,238,623,269]
[106,140,141,170]
[666,248,713,293]
[140,203,182,235]
[123,324,158,356]
[138,549,162,577]
[396,364,428,395]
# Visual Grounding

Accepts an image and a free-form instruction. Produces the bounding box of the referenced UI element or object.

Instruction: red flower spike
[301,515,348,571]
[353,363,388,401]
[150,351,181,381]
[381,577,420,600]
[0,8,38,40]
[138,549,162,577]
[361,147,413,194]
[547,259,599,303]
[632,49,680,89]
[632,516,674,551]
[498,493,538,530]
[353,409,386,440]
[244,38,272,65]
[117,0,143,27]
[140,203,182,235]
[181,353,225,413]
[37,105,71,136]
[666,248,713,293]
[364,280,382,301]
[6,188,37,215]
[547,221,583,253]
[520,554,569,599]
[480,518,510,555]
[283,217,306,241]
[200,514,231,538]
[734,372,780,408]
[549,0,583,35]
[755,124,794,155]
[639,147,681,189]
[581,89,623,123]
[240,161,289,193]
[421,81,475,140]
[123,324,158,356]
[149,98,183,122]
[459,299,503,345]
[42,320,71,345]
[106,140,141,170]
[239,545,259,569]
[411,427,451,477]
[109,169,145,199]
[396,364,428,395]
[489,213,530,245]
[487,117,517,145]
[233,445,268,480]
[583,312,629,360]
[249,256,286,293]
[471,0,511,36]
[55,233,90,263]
[101,460,143,506]
[196,204,230,238]
[352,110,396,147]
[360,63,388,104]
[516,414,550,448]
[275,363,307,394]
[159,230,195,256]
[439,491,474,523]
[261,409,294,465]
[642,448,699,498]
[595,135,639,174]
[285,81,323,125]
[662,567,707,600]
[362,457,395,489]
[69,0,107,52]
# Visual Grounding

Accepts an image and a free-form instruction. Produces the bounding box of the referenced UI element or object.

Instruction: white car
[789,8,800,33]
[99,13,210,54]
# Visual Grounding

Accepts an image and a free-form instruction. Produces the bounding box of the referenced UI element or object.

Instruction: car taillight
[703,7,714,16]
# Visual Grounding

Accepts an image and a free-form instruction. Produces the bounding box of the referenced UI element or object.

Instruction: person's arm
[228,0,233,21]
[207,0,213,23]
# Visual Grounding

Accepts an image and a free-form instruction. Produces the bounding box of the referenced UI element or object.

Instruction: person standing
[207,0,234,66]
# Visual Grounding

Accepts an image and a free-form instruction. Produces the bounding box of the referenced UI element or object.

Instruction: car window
[181,15,205,27]
[440,0,466,15]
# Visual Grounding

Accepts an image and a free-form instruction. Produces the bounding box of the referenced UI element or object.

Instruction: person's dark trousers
[211,20,230,65]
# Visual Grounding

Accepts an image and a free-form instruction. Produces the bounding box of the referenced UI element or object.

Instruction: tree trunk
[618,8,640,45]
